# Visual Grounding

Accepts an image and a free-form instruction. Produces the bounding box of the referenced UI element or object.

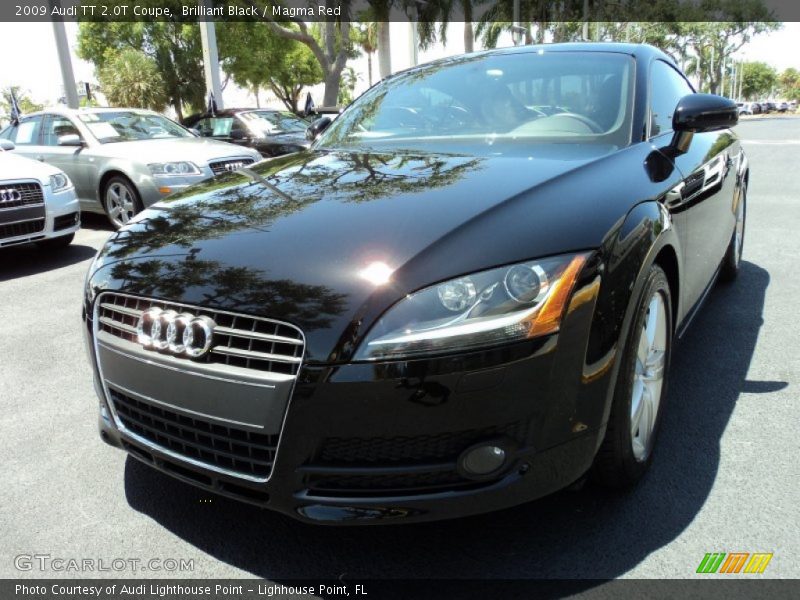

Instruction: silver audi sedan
[0,108,262,228]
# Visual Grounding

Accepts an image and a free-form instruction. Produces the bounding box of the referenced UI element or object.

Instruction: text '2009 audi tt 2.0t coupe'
[83,43,747,524]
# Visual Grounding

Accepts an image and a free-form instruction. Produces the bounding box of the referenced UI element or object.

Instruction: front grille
[97,293,304,377]
[0,218,45,241]
[53,211,79,231]
[0,182,44,210]
[110,387,278,480]
[209,158,255,176]
[319,421,529,465]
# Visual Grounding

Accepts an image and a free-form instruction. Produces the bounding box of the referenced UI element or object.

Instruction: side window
[650,60,694,138]
[5,115,43,145]
[41,115,81,146]
[195,117,234,137]
[230,118,247,137]
[194,118,214,137]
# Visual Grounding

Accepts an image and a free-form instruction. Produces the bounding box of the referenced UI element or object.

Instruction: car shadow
[123,260,774,583]
[0,242,97,281]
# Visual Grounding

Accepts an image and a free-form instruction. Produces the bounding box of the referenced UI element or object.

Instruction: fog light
[158,186,172,194]
[460,444,507,477]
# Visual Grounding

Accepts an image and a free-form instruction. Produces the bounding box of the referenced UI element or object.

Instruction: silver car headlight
[49,173,72,192]
[148,161,202,176]
[354,252,589,361]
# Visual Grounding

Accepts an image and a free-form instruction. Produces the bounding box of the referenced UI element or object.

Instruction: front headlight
[354,252,589,361]
[49,173,72,192]
[148,161,201,176]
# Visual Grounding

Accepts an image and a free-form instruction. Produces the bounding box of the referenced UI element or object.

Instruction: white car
[0,140,80,249]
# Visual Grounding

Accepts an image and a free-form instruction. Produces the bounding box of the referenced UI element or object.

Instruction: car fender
[586,199,682,444]
[95,159,151,201]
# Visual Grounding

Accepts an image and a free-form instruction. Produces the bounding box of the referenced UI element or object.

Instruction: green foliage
[337,66,359,106]
[97,49,170,110]
[77,3,204,119]
[735,61,778,100]
[1,86,44,121]
[779,68,800,102]
[217,22,323,112]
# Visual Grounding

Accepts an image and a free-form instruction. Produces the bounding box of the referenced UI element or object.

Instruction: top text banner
[2,0,797,23]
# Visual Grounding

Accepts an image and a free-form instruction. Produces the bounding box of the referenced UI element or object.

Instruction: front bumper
[84,281,611,525]
[0,184,79,248]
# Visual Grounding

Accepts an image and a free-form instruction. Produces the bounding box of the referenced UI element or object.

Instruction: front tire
[720,182,746,282]
[103,175,142,230]
[592,264,673,487]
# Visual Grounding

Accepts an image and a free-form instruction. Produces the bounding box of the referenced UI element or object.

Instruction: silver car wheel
[630,291,667,461]
[105,182,136,228]
[733,187,746,267]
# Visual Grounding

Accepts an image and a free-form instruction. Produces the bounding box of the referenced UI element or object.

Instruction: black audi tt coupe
[83,43,747,524]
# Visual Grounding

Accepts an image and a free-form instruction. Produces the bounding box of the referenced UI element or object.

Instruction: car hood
[91,145,623,363]
[91,137,261,163]
[0,151,64,182]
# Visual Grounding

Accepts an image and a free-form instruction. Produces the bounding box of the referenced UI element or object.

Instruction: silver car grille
[96,292,304,377]
[0,181,44,210]
[209,158,255,176]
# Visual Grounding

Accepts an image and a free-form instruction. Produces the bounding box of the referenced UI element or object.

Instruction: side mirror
[58,134,83,147]
[673,94,738,133]
[229,129,247,141]
[306,116,332,142]
[189,127,202,137]
[0,139,15,151]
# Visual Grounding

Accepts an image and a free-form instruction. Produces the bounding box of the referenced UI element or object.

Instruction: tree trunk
[463,1,474,53]
[173,99,183,122]
[323,70,340,107]
[378,22,391,79]
[367,53,373,87]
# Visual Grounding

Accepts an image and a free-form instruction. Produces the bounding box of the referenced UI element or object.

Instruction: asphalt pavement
[1,116,798,581]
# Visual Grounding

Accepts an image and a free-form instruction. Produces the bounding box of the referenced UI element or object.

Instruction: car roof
[21,106,159,118]
[396,42,677,78]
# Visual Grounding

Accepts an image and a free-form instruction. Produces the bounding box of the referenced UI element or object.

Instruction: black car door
[648,60,738,312]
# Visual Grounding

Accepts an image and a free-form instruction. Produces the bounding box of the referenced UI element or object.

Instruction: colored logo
[696,552,773,574]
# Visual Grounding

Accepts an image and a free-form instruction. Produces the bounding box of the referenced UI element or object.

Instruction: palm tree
[417,0,476,53]
[357,22,379,87]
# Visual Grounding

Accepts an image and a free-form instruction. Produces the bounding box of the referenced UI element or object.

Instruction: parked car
[737,102,752,115]
[83,43,748,524]
[777,101,789,113]
[0,139,79,249]
[0,108,261,229]
[750,102,762,114]
[183,109,310,158]
[763,101,777,112]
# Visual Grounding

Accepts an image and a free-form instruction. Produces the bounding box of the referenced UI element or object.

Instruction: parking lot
[2,116,799,581]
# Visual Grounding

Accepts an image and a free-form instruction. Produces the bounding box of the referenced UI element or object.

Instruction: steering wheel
[381,106,428,129]
[432,105,475,129]
[547,112,604,134]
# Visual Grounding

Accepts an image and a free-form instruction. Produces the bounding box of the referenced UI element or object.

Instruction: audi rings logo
[0,188,22,203]
[136,308,216,358]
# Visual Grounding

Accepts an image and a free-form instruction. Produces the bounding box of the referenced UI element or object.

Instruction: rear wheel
[36,233,74,251]
[720,182,746,282]
[103,175,142,230]
[592,264,672,487]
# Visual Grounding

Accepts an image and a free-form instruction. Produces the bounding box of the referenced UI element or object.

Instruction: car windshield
[319,51,634,155]
[240,111,308,134]
[78,112,192,143]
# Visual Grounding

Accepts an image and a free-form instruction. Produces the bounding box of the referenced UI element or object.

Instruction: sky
[0,21,797,111]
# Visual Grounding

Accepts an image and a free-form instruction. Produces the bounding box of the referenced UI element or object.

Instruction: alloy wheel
[630,291,667,461]
[733,188,746,267]
[105,182,136,228]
